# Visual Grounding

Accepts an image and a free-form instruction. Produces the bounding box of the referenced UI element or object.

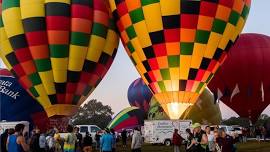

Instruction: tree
[71,99,114,129]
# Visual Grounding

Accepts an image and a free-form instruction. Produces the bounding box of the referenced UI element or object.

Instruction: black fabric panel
[181,0,201,14]
[9,34,28,50]
[55,83,66,94]
[45,2,70,16]
[83,60,96,72]
[67,71,81,82]
[22,17,46,32]
[162,15,180,29]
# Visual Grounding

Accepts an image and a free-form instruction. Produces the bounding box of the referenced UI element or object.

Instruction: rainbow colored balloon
[109,0,251,119]
[0,0,119,117]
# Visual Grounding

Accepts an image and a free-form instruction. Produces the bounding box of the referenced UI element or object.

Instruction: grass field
[96,141,270,152]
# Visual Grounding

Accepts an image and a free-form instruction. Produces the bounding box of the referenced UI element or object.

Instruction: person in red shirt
[172,129,184,152]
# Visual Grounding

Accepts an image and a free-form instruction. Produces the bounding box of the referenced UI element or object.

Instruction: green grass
[92,141,270,152]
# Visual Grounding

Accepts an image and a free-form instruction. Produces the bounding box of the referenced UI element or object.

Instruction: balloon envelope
[0,0,119,117]
[208,33,270,123]
[109,0,251,119]
[108,107,144,132]
[148,88,222,125]
[0,69,49,131]
[128,78,153,113]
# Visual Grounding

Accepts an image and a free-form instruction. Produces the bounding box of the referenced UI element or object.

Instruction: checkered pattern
[109,0,250,106]
[0,0,119,117]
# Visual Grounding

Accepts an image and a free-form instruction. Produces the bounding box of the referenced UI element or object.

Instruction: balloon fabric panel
[0,0,119,117]
[109,0,251,119]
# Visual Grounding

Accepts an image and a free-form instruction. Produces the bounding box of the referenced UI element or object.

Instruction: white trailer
[144,120,192,146]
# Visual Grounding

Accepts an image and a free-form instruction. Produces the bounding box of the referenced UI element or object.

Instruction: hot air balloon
[0,68,49,132]
[208,33,270,123]
[107,107,144,132]
[148,88,222,124]
[109,0,251,119]
[0,0,119,118]
[128,78,153,114]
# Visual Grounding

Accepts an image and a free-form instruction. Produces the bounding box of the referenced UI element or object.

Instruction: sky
[1,0,270,119]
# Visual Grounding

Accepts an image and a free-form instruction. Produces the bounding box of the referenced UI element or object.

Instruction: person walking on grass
[205,126,215,152]
[100,128,113,152]
[121,129,127,147]
[64,125,77,152]
[83,131,92,152]
[172,129,184,152]
[131,127,143,152]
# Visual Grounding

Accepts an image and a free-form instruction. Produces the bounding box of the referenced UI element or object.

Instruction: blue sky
[1,0,270,119]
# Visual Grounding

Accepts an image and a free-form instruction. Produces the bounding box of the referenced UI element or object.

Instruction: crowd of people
[1,123,268,152]
[0,123,143,152]
[172,123,248,152]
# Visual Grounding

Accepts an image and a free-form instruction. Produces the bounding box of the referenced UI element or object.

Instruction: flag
[213,88,223,104]
[261,82,264,102]
[230,84,240,102]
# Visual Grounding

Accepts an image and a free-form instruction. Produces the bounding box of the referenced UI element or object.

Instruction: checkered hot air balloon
[109,0,251,119]
[0,0,119,118]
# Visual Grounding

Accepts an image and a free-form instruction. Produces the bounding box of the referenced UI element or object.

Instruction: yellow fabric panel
[34,84,49,97]
[133,21,152,48]
[131,38,146,61]
[45,104,78,117]
[136,62,147,75]
[52,70,67,83]
[45,0,71,4]
[171,80,179,92]
[86,35,105,62]
[164,80,173,92]
[142,3,163,32]
[1,39,13,54]
[68,45,88,71]
[108,0,117,12]
[232,18,245,41]
[179,55,192,79]
[169,67,179,80]
[20,0,44,19]
[36,96,51,108]
[131,52,141,65]
[103,30,119,56]
[2,8,24,37]
[51,58,68,70]
[204,33,222,58]
[160,0,180,15]
[218,23,235,50]
[39,71,56,95]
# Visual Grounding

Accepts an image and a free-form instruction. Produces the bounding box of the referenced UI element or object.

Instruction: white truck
[144,120,192,146]
[0,121,30,135]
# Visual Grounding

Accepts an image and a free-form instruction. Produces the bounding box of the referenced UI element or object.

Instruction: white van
[144,120,192,146]
[60,125,102,143]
